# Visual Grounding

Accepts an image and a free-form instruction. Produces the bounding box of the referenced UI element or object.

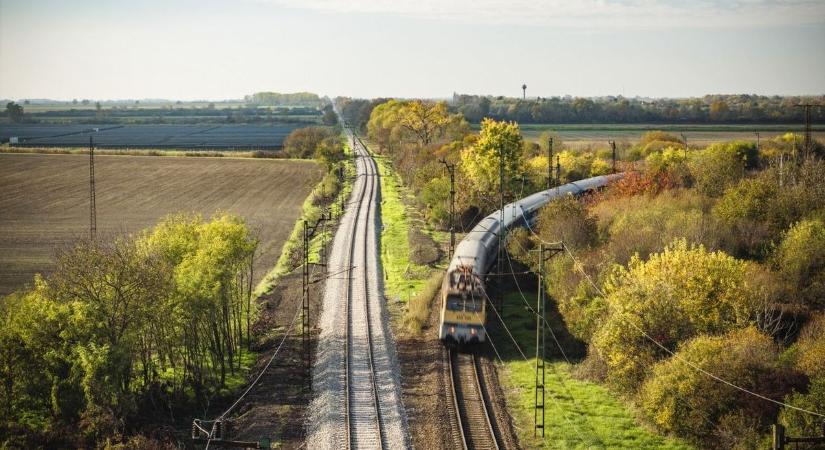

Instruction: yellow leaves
[461,118,525,194]
[593,239,757,392]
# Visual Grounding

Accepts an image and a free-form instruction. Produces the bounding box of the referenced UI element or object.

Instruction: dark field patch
[0,153,322,295]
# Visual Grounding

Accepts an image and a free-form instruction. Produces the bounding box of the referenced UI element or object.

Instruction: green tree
[5,102,24,123]
[460,118,525,195]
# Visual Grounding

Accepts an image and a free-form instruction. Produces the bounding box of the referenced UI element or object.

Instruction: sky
[1,0,824,100]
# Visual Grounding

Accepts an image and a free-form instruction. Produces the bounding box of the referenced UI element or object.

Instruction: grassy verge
[493,292,693,449]
[371,152,446,334]
[254,143,355,296]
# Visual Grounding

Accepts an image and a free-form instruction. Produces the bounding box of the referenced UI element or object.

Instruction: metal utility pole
[771,422,825,450]
[533,243,563,438]
[301,220,311,390]
[555,155,561,196]
[547,138,554,190]
[89,136,97,241]
[534,243,547,438]
[498,143,505,312]
[796,104,814,160]
[609,140,617,174]
[440,158,456,258]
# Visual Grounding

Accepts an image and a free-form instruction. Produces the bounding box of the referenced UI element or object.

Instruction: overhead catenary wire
[471,288,597,449]
[518,200,825,418]
[501,224,726,440]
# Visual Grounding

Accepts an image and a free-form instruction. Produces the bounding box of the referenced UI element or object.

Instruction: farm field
[0,123,308,149]
[511,123,825,147]
[0,152,323,295]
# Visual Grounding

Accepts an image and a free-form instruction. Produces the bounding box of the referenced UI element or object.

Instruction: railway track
[447,349,500,450]
[344,134,386,449]
[306,121,408,450]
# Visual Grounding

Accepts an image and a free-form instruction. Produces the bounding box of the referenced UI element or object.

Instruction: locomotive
[439,174,623,344]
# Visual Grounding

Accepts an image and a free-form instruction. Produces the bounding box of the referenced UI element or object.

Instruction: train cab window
[446,295,464,311]
[446,294,483,312]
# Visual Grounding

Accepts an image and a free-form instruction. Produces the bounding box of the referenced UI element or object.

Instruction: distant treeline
[452,93,825,124]
[244,91,324,107]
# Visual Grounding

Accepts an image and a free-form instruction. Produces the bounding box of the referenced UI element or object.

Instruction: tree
[398,100,450,146]
[460,118,525,195]
[5,102,23,123]
[322,104,338,125]
[592,240,758,392]
[283,126,338,159]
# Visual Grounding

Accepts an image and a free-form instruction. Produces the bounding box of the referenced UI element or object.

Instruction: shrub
[419,175,450,227]
[690,141,755,198]
[780,377,825,437]
[591,240,758,392]
[640,327,795,448]
[713,176,779,256]
[535,196,597,252]
[790,313,825,379]
[773,219,825,309]
[591,190,719,265]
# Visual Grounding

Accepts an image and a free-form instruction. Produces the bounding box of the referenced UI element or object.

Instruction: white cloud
[258,0,825,28]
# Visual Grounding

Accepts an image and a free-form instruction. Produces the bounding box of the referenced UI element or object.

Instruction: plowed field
[0,153,322,295]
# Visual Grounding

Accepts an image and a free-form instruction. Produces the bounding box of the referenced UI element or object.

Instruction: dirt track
[0,153,322,295]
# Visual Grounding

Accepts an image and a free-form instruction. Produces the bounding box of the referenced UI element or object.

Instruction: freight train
[439,174,623,344]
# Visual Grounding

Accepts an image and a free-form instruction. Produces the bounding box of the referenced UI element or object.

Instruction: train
[439,174,624,345]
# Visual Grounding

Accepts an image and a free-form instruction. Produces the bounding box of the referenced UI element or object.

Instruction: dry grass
[0,153,322,295]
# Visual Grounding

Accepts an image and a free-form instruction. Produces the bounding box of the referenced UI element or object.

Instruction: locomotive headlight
[450,326,455,334]
[470,328,477,335]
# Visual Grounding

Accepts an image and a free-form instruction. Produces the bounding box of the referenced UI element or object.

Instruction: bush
[640,327,795,448]
[790,313,825,379]
[690,141,755,198]
[780,377,825,437]
[420,175,450,227]
[591,240,758,392]
[773,219,825,309]
[713,176,779,256]
[591,190,719,265]
[535,196,597,252]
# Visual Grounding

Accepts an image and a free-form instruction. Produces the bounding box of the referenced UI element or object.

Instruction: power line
[89,136,97,241]
[561,242,825,419]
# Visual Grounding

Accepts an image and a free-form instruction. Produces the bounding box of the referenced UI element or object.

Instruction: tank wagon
[439,174,623,344]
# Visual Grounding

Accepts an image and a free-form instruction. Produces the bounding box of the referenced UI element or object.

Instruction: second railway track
[344,134,386,449]
[447,348,501,450]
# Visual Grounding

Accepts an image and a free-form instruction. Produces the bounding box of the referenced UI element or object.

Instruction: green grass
[492,292,693,449]
[373,154,434,304]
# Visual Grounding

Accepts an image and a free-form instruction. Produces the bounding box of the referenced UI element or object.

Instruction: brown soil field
[0,153,322,295]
